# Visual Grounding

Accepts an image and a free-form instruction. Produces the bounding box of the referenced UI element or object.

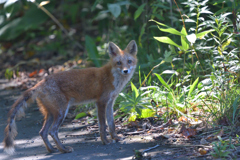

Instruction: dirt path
[0,86,179,160]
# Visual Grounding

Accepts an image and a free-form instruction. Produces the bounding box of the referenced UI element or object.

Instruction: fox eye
[128,60,132,64]
[117,61,121,65]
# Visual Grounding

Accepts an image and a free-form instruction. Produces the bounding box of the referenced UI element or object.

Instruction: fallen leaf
[178,116,187,122]
[200,138,209,145]
[198,148,207,155]
[182,128,196,138]
[29,70,38,77]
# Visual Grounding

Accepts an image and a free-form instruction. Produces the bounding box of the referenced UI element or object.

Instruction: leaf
[149,19,168,27]
[85,35,101,67]
[91,0,102,12]
[186,34,196,44]
[138,23,146,47]
[163,50,173,62]
[0,3,49,40]
[158,27,185,36]
[3,0,18,9]
[222,38,231,51]
[108,3,121,18]
[196,29,215,39]
[29,70,38,77]
[138,109,155,118]
[181,27,189,50]
[134,3,146,20]
[182,128,196,138]
[188,77,199,97]
[154,36,183,50]
[199,148,207,155]
[162,70,178,75]
[39,1,50,7]
[131,82,139,97]
[154,73,170,90]
[75,112,87,119]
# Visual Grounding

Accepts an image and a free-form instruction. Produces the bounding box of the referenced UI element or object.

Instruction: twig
[72,124,90,131]
[142,144,160,153]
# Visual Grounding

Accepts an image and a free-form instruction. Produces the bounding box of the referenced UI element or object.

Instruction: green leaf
[222,38,231,51]
[131,82,139,97]
[75,112,87,119]
[85,35,101,67]
[154,36,183,50]
[134,3,146,20]
[196,29,215,39]
[128,113,137,121]
[149,19,168,27]
[91,0,102,12]
[188,77,199,97]
[159,27,185,36]
[107,3,121,18]
[181,27,189,50]
[138,109,155,118]
[138,23,146,47]
[154,73,171,91]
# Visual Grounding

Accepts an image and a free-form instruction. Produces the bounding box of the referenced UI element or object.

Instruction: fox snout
[121,66,133,75]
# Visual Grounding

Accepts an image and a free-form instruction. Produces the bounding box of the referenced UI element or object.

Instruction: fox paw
[60,146,74,153]
[112,134,124,143]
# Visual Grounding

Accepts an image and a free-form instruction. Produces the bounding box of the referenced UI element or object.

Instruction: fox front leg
[97,101,110,145]
[106,98,122,142]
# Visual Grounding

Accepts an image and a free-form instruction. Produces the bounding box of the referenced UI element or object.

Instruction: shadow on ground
[0,88,175,160]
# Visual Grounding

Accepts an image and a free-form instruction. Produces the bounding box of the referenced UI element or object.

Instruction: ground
[0,81,212,160]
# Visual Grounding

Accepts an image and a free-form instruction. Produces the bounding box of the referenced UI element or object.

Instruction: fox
[3,40,138,154]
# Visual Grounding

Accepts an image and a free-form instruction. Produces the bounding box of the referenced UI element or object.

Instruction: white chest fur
[111,69,134,98]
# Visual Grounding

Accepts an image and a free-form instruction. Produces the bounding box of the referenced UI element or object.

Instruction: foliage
[211,136,232,159]
[119,82,152,121]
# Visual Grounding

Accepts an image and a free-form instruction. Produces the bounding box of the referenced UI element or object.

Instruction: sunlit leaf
[186,33,196,44]
[39,1,50,7]
[158,27,185,36]
[188,77,199,97]
[75,112,87,119]
[222,38,231,51]
[131,82,139,97]
[181,27,189,50]
[154,73,171,90]
[196,29,215,39]
[154,36,183,50]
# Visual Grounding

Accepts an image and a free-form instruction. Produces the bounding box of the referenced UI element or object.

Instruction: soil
[0,83,211,160]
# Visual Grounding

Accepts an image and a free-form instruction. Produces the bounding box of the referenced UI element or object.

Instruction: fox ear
[126,40,137,55]
[108,42,120,57]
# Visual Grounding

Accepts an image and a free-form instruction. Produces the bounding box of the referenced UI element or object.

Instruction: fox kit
[3,40,137,154]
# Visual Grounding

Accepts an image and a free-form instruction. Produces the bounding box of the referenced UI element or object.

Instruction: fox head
[108,40,138,76]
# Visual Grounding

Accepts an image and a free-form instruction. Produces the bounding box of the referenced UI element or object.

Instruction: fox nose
[123,70,128,74]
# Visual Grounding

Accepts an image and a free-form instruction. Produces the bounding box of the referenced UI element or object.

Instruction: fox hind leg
[39,113,57,153]
[37,98,57,153]
[48,103,73,153]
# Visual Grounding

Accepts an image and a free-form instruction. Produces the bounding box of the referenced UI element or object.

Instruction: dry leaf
[198,148,207,155]
[178,116,187,122]
[29,70,38,77]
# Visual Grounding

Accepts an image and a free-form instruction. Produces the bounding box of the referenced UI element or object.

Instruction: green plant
[211,136,231,159]
[119,82,152,121]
